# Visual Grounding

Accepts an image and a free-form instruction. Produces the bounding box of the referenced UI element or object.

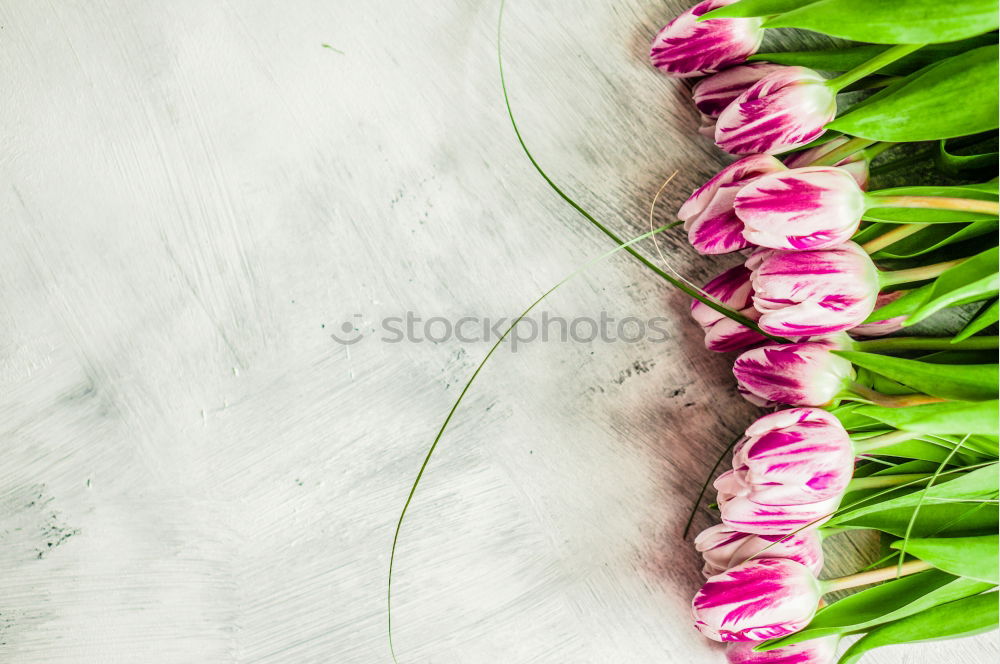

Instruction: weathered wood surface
[0,1,995,662]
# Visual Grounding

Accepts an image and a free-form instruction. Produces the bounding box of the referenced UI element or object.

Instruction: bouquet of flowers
[650,0,999,661]
[388,2,998,662]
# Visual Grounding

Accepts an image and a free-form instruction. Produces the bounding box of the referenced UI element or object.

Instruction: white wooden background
[1,1,996,662]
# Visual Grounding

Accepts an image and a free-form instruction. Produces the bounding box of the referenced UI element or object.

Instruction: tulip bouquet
[387,3,999,662]
[650,0,1000,661]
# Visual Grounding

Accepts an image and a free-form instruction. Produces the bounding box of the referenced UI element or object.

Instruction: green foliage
[838,593,999,663]
[864,184,998,224]
[954,300,1000,342]
[761,0,1000,44]
[828,46,1000,141]
[760,570,994,648]
[937,138,1000,179]
[871,222,999,260]
[842,401,1000,435]
[835,351,998,401]
[828,463,998,527]
[749,36,999,73]
[907,247,1000,325]
[891,535,1000,582]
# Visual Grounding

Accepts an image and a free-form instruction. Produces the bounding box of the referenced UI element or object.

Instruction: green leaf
[839,592,999,664]
[954,299,1000,343]
[864,284,933,322]
[838,501,1000,537]
[831,463,999,524]
[750,36,999,74]
[937,139,1000,179]
[859,438,980,464]
[827,46,1000,141]
[907,247,1000,325]
[834,351,998,401]
[873,222,999,260]
[848,401,1000,435]
[762,570,994,648]
[762,0,999,43]
[891,535,1000,582]
[701,0,808,19]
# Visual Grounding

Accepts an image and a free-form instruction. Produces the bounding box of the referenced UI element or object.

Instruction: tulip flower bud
[747,243,880,336]
[784,136,869,190]
[690,265,767,352]
[849,291,906,337]
[695,523,824,577]
[726,636,840,664]
[733,340,854,407]
[734,408,854,505]
[650,0,763,78]
[692,558,822,642]
[715,468,842,534]
[715,67,837,155]
[679,155,786,254]
[735,167,867,251]
[692,63,787,119]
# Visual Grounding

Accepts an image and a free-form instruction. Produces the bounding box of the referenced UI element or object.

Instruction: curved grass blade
[387,219,681,661]
[895,435,967,576]
[497,0,782,342]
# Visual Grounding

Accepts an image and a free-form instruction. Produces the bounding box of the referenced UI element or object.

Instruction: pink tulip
[695,523,824,577]
[679,155,786,254]
[733,340,854,407]
[690,265,767,352]
[715,67,837,155]
[747,243,880,336]
[650,0,763,78]
[715,469,842,534]
[693,63,787,119]
[733,408,854,505]
[735,167,866,251]
[849,291,906,337]
[784,136,869,189]
[692,558,822,642]
[726,636,840,664]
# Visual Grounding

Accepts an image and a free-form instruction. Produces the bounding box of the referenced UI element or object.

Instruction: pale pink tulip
[692,558,822,642]
[716,67,836,155]
[690,265,766,352]
[679,155,786,254]
[693,63,787,119]
[747,243,880,336]
[695,523,824,577]
[733,340,854,407]
[726,636,840,664]
[716,473,842,534]
[735,167,867,251]
[733,408,854,505]
[650,0,763,78]
[784,136,869,189]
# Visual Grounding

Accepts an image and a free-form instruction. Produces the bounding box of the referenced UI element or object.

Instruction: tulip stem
[826,44,926,92]
[824,559,934,593]
[879,257,969,287]
[860,224,924,253]
[848,383,948,407]
[848,473,930,491]
[853,335,999,352]
[808,136,875,166]
[867,195,1000,216]
[852,429,916,453]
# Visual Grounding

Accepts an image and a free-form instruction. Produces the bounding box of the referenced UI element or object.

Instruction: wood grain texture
[0,1,995,662]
